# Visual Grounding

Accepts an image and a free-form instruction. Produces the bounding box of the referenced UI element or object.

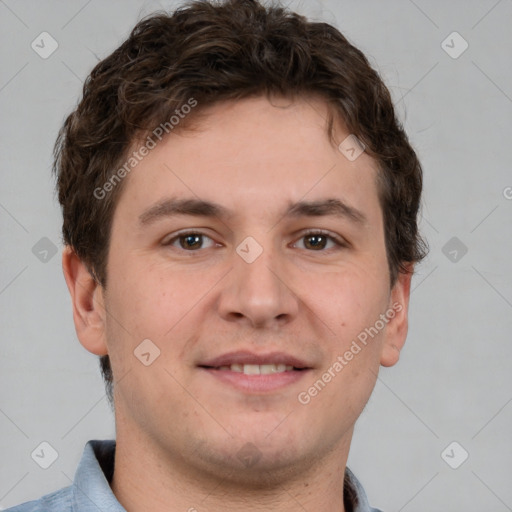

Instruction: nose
[217,242,299,329]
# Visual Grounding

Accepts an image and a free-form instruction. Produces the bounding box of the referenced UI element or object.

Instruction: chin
[192,439,315,487]
[188,420,319,476]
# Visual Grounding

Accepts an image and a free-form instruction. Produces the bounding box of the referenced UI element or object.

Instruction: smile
[209,363,299,374]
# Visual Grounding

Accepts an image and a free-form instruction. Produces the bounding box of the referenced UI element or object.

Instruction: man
[8,0,427,510]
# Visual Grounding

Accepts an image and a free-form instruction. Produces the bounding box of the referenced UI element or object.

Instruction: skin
[63,95,412,512]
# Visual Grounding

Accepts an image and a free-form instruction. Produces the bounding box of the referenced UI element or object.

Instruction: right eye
[162,231,219,251]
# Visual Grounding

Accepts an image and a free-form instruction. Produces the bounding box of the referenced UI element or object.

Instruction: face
[66,95,411,481]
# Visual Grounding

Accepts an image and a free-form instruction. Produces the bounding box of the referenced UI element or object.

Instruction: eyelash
[162,229,347,253]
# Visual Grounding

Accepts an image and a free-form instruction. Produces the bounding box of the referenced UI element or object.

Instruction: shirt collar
[344,466,380,512]
[72,440,125,511]
[72,440,379,512]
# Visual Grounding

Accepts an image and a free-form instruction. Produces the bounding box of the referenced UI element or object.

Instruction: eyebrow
[138,197,367,226]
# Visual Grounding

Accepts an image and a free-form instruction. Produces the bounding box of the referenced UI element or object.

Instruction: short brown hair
[54,0,428,404]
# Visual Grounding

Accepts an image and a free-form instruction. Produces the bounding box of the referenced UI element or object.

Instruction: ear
[380,266,413,367]
[62,246,108,356]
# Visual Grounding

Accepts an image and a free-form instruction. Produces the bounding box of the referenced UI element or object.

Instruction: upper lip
[198,350,312,369]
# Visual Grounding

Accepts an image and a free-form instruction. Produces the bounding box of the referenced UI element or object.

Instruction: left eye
[293,232,342,251]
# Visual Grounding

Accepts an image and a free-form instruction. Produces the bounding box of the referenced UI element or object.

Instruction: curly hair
[54,0,428,404]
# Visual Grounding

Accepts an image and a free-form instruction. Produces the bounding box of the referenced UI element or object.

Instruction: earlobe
[62,246,109,356]
[380,266,413,367]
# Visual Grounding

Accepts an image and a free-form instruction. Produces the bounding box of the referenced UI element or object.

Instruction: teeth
[243,364,260,375]
[226,363,294,374]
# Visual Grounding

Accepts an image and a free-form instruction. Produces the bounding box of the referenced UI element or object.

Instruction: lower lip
[200,368,311,393]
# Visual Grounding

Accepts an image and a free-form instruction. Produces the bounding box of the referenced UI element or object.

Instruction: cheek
[106,258,190,333]
[310,265,389,331]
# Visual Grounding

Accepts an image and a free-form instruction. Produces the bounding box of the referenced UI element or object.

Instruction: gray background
[1,0,511,510]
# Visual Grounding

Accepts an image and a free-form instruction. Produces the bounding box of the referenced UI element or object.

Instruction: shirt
[6,440,382,512]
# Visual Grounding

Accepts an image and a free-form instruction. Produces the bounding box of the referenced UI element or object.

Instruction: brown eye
[164,232,216,251]
[179,234,203,250]
[304,234,329,250]
[294,231,343,251]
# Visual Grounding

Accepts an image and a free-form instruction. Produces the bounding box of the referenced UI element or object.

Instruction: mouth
[197,351,312,393]
[200,363,307,374]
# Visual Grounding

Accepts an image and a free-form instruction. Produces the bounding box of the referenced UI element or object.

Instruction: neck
[110,426,352,512]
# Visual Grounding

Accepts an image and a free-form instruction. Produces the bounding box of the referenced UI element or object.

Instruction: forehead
[115,95,382,227]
